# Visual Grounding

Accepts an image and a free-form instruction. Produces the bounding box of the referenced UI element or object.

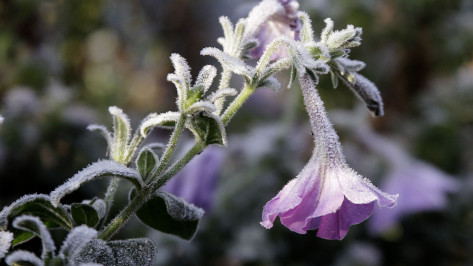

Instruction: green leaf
[71,203,100,228]
[186,112,226,146]
[108,106,131,162]
[136,147,159,182]
[108,238,156,265]
[133,191,204,240]
[50,160,142,208]
[0,194,73,232]
[139,111,180,137]
[13,215,56,260]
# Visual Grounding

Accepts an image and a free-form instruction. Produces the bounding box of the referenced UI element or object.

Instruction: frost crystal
[59,225,98,259]
[0,231,13,259]
[50,160,142,207]
[13,215,56,259]
[5,250,43,266]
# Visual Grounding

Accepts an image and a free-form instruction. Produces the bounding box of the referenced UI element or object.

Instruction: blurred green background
[0,0,472,265]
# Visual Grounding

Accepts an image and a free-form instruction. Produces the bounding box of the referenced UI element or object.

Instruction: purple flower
[355,128,460,234]
[245,0,300,60]
[260,74,398,240]
[163,146,224,211]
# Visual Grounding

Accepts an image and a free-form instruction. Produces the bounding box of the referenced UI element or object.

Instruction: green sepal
[70,203,100,228]
[186,112,226,146]
[131,190,204,241]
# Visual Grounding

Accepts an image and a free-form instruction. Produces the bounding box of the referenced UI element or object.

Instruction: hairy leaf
[186,112,226,146]
[59,225,98,259]
[71,203,100,228]
[108,238,157,265]
[134,191,204,240]
[136,147,159,182]
[70,239,114,265]
[5,250,43,266]
[50,160,142,207]
[13,215,55,260]
[0,231,13,259]
[108,106,131,162]
[140,111,180,137]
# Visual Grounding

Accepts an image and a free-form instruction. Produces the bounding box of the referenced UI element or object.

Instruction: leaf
[298,11,314,43]
[70,203,100,228]
[139,111,180,137]
[185,101,216,115]
[194,65,217,92]
[133,191,204,240]
[5,250,43,266]
[258,76,281,91]
[70,239,114,266]
[186,112,226,146]
[0,231,13,259]
[170,53,192,87]
[59,225,98,259]
[0,194,73,232]
[338,73,384,117]
[86,124,112,149]
[50,160,142,208]
[208,88,237,103]
[136,147,159,182]
[201,47,255,80]
[108,238,156,265]
[108,106,131,162]
[13,215,55,260]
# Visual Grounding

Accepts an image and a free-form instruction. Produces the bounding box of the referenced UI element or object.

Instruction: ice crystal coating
[245,0,300,60]
[107,238,157,265]
[0,231,13,259]
[354,128,459,234]
[70,239,115,265]
[140,111,181,137]
[195,65,217,92]
[5,250,43,266]
[59,225,98,259]
[260,74,397,239]
[50,160,142,207]
[164,146,224,211]
[201,47,256,80]
[13,215,56,259]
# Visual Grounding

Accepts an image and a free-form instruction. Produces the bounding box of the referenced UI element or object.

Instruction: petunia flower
[354,128,460,234]
[260,74,398,240]
[163,146,224,211]
[245,0,301,60]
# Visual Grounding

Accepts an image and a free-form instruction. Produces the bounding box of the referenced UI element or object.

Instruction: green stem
[100,177,120,229]
[151,141,205,191]
[152,114,186,180]
[97,141,205,240]
[98,193,145,240]
[221,83,255,125]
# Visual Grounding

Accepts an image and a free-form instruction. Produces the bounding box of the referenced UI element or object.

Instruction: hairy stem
[221,83,255,125]
[151,141,205,191]
[215,69,233,115]
[152,114,186,180]
[100,177,120,228]
[98,141,205,240]
[98,192,145,240]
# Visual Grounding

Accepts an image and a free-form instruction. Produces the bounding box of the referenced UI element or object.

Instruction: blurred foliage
[0,0,472,265]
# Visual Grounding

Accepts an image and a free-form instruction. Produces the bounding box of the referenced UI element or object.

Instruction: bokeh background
[1,0,472,265]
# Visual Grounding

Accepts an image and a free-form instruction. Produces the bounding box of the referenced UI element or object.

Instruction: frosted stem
[151,114,187,181]
[221,83,255,125]
[299,74,345,165]
[100,177,120,228]
[214,69,233,115]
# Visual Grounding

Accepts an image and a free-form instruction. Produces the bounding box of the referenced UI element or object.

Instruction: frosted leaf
[330,71,339,88]
[59,225,98,259]
[167,73,187,109]
[108,238,157,265]
[5,250,43,266]
[0,231,13,259]
[70,239,114,265]
[186,101,216,115]
[140,111,180,137]
[261,58,292,81]
[13,215,55,260]
[201,47,255,80]
[50,160,142,207]
[135,147,159,181]
[170,53,191,87]
[321,18,334,44]
[86,124,112,149]
[336,57,366,72]
[194,65,217,92]
[208,88,237,103]
[297,11,314,44]
[108,106,131,162]
[218,16,234,51]
[339,73,384,117]
[232,19,247,56]
[258,76,281,91]
[0,194,72,231]
[186,111,227,146]
[90,199,106,219]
